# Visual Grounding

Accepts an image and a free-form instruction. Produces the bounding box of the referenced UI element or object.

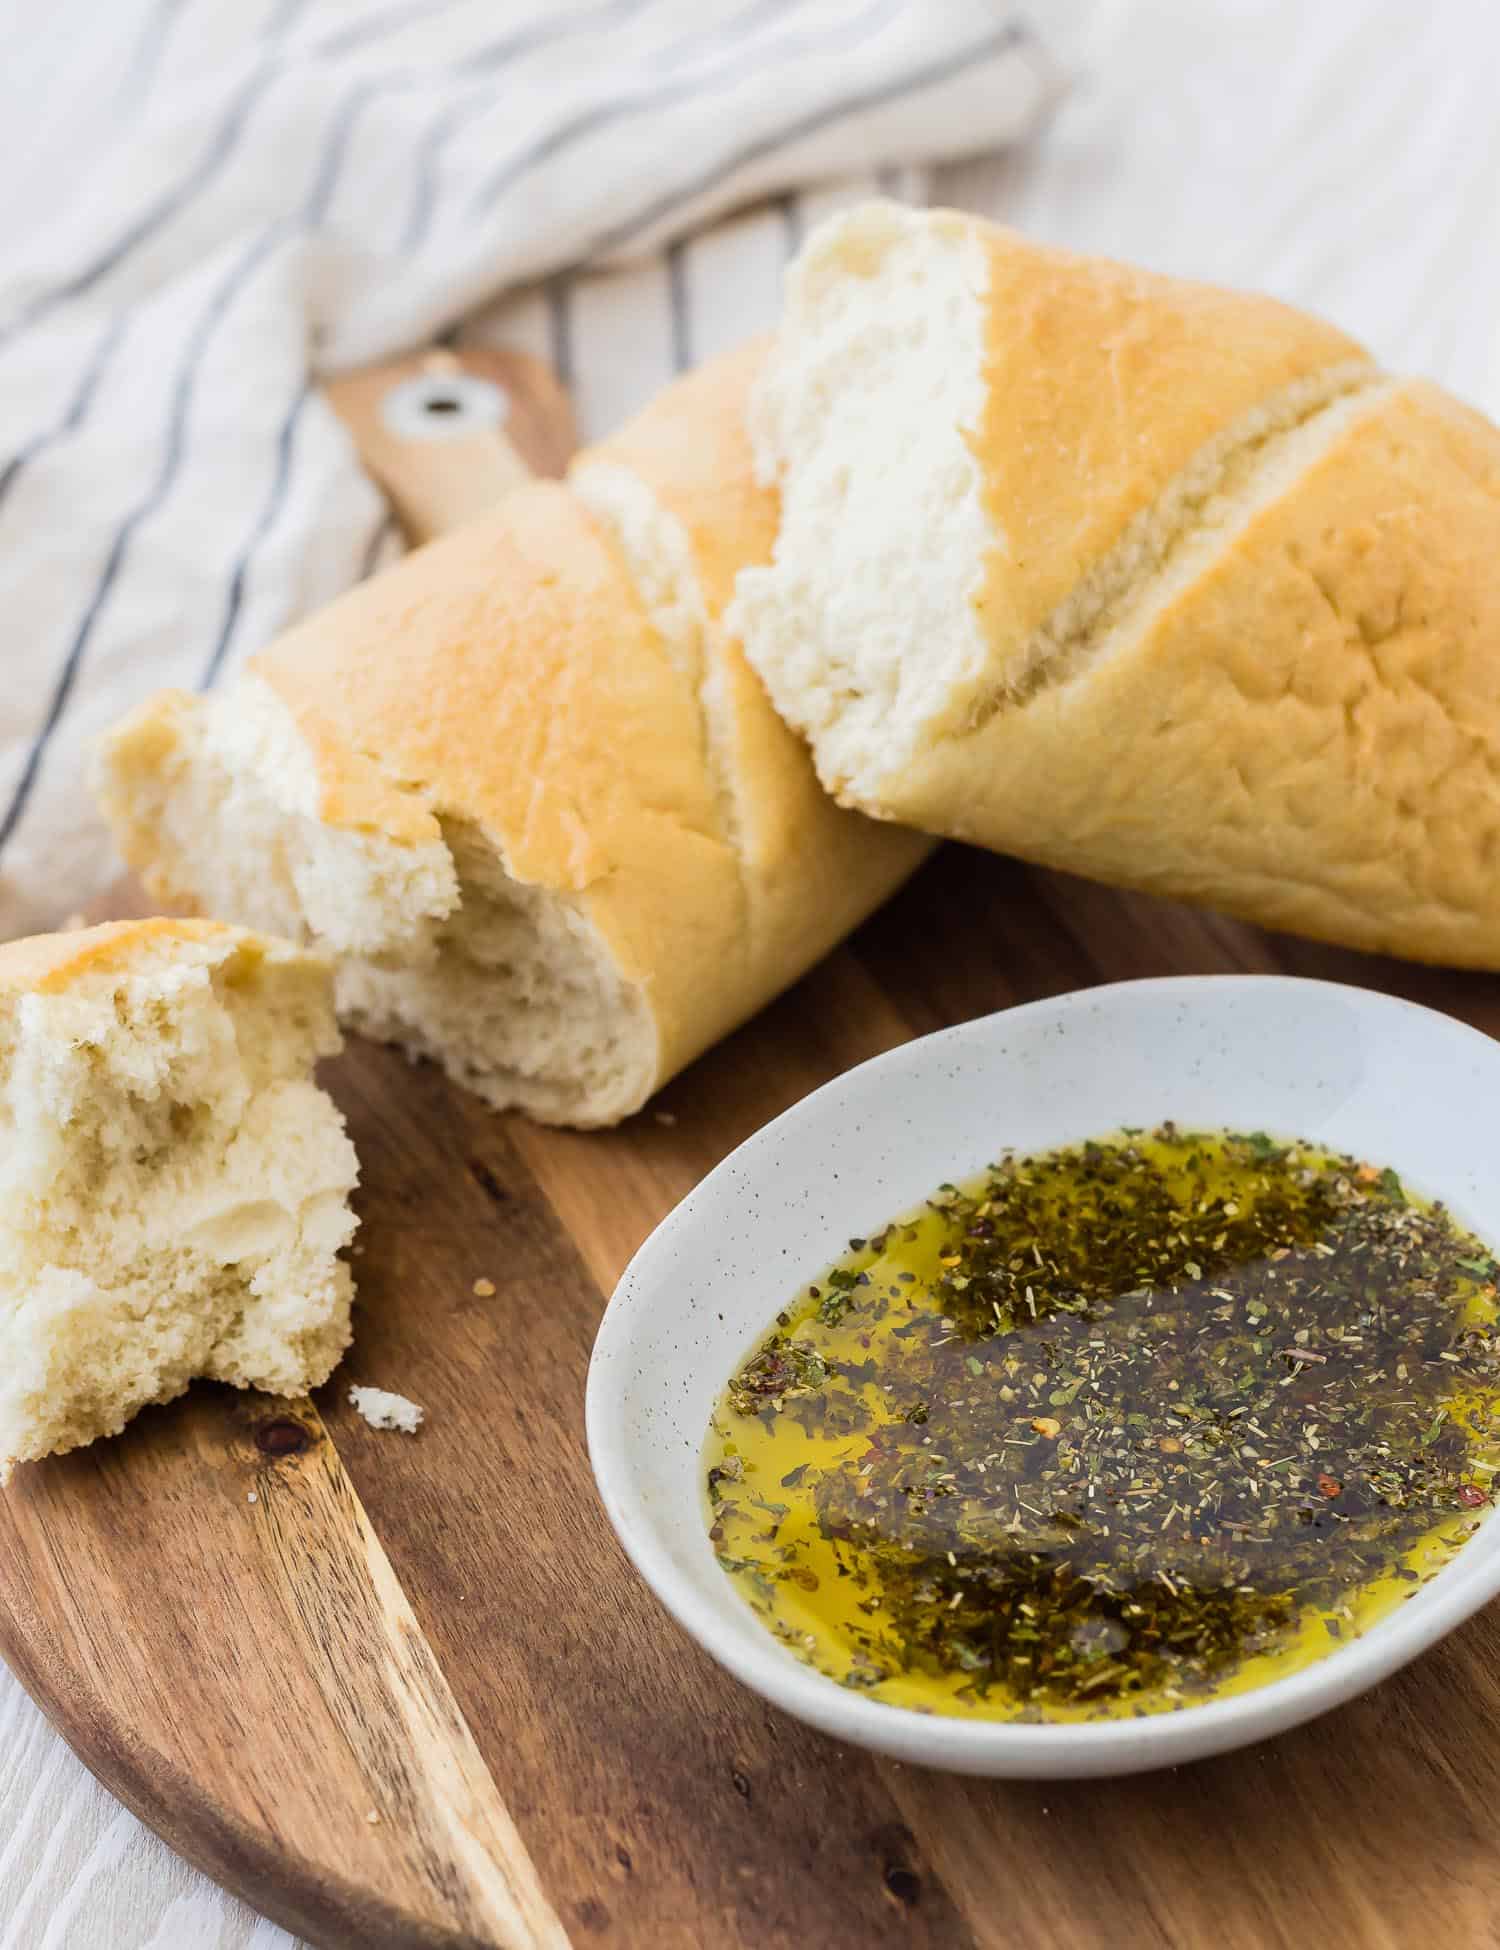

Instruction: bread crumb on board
[348,1386,425,1434]
[472,1277,495,1297]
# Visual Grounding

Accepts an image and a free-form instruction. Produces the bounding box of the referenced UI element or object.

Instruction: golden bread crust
[580,342,931,935]
[254,481,728,884]
[582,336,778,620]
[252,480,761,1083]
[888,378,1500,965]
[969,223,1371,663]
[0,918,250,997]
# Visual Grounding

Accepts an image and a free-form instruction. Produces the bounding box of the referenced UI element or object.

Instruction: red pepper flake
[1458,1484,1488,1508]
[1317,1474,1342,1499]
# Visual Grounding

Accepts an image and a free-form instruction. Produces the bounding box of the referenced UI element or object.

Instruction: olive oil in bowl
[704,1127,1500,1722]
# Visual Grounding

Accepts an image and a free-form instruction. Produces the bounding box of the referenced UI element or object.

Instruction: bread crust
[894,377,1500,966]
[250,479,753,1090]
[969,225,1370,662]
[586,337,779,621]
[580,344,932,1003]
[0,918,265,996]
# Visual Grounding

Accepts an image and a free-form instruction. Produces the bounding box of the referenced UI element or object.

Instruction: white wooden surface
[6,2,1500,1943]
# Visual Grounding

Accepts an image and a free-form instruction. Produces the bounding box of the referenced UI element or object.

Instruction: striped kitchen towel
[0,0,1059,941]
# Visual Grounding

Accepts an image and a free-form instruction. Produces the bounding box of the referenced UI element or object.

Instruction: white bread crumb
[732,201,991,796]
[348,1385,424,1434]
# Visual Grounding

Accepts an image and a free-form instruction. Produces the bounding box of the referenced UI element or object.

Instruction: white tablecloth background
[0,0,1057,944]
[6,1,1500,1942]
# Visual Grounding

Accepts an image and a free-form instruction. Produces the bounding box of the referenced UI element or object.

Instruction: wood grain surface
[5,856,1500,1948]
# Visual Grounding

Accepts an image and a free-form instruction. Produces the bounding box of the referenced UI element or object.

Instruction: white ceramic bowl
[586,976,1500,1777]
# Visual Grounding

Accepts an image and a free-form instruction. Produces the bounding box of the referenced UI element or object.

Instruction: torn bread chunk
[736,200,1500,968]
[0,920,358,1483]
[97,447,927,1128]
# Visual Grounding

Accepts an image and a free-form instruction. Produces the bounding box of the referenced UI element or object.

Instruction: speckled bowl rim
[586,976,1500,1777]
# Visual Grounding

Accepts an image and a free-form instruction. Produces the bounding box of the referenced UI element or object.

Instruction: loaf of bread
[96,343,930,1128]
[0,920,358,1482]
[103,197,1499,1115]
[735,202,1500,968]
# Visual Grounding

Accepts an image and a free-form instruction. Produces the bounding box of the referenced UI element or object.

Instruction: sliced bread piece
[730,203,1500,969]
[733,200,1373,800]
[0,919,358,1482]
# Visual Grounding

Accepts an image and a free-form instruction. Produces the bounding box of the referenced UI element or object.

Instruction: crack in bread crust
[965,361,1386,731]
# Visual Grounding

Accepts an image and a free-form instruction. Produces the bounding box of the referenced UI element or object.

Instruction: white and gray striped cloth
[0,0,1059,944]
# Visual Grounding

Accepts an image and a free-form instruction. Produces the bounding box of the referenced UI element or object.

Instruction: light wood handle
[324,345,578,544]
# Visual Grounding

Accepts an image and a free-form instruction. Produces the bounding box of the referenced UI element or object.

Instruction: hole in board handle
[380,371,509,442]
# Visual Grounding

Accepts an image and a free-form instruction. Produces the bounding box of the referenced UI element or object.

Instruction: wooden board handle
[324,345,578,543]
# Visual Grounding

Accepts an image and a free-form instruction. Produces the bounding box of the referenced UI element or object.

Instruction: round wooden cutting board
[4,353,1500,1949]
